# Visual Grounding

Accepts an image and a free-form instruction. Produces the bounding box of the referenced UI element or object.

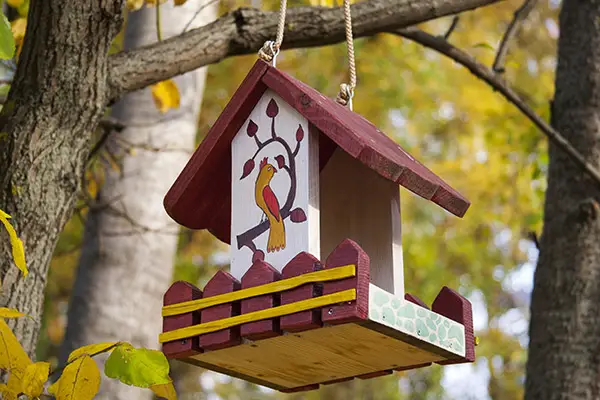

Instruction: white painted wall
[230,90,318,279]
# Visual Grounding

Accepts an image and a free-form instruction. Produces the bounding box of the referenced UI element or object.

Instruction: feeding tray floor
[185,321,450,391]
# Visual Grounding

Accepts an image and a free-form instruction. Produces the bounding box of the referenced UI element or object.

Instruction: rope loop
[335,83,354,110]
[258,41,280,66]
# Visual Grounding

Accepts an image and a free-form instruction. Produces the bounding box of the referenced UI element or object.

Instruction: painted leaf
[151,79,180,113]
[151,381,178,399]
[21,361,50,398]
[247,119,258,137]
[104,343,171,388]
[275,155,285,169]
[0,319,32,376]
[48,355,100,400]
[0,209,28,276]
[0,308,28,319]
[68,342,121,362]
[0,10,15,60]
[290,208,307,223]
[296,125,305,142]
[240,159,255,179]
[266,98,279,117]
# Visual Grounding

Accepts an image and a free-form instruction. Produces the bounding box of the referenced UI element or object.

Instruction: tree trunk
[525,1,600,399]
[0,0,123,358]
[58,2,216,398]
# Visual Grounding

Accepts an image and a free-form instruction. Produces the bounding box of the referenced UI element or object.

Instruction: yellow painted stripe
[159,289,356,343]
[162,264,356,317]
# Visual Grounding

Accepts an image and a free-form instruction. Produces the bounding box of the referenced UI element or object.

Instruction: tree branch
[107,0,503,100]
[443,16,460,40]
[395,27,600,187]
[492,0,538,73]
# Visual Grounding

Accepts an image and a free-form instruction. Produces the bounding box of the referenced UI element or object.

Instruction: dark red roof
[164,59,470,243]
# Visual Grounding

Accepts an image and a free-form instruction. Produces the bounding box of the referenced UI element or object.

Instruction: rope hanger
[258,0,357,110]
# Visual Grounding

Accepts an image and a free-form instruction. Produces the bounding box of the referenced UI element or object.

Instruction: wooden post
[199,270,242,351]
[162,281,202,359]
[321,239,370,324]
[432,286,475,364]
[280,252,322,332]
[241,260,282,340]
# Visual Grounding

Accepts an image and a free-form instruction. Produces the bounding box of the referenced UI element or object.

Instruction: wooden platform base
[182,321,453,392]
[160,241,475,392]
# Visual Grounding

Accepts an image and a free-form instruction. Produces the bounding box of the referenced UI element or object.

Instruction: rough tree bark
[525,1,600,399]
[58,2,216,399]
[0,0,123,358]
[0,0,501,357]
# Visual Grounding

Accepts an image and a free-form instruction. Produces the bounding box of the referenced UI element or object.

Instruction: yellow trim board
[159,289,356,343]
[163,264,356,317]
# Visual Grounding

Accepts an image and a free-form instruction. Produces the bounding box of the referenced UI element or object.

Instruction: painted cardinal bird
[255,157,286,252]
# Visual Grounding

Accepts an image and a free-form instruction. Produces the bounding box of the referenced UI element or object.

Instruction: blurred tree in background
[31,0,559,398]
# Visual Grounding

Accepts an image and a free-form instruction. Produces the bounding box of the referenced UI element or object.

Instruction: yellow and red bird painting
[255,157,286,252]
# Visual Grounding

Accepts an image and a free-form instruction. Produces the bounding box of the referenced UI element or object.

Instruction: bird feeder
[159,59,475,392]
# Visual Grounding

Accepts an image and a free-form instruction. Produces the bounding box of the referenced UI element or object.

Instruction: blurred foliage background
[38,0,559,398]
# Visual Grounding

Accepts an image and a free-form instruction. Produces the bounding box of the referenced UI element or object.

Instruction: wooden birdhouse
[160,59,475,393]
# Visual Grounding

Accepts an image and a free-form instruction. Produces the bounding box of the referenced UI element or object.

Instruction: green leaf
[472,42,495,52]
[0,10,15,60]
[104,343,171,388]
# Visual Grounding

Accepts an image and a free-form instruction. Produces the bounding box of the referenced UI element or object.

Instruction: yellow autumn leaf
[126,0,145,10]
[48,355,100,400]
[68,342,121,363]
[0,382,17,399]
[151,381,178,399]
[0,319,32,376]
[2,373,22,400]
[10,18,26,58]
[151,80,180,113]
[0,209,28,277]
[308,0,338,6]
[174,0,188,5]
[21,362,50,398]
[0,307,29,319]
[5,0,23,8]
[11,18,26,43]
[145,0,167,6]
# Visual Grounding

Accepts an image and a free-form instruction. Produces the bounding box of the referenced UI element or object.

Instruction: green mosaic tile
[368,284,466,357]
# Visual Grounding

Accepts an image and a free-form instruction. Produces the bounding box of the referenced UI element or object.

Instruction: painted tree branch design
[237,98,307,261]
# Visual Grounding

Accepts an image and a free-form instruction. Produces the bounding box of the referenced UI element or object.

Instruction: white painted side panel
[230,90,318,279]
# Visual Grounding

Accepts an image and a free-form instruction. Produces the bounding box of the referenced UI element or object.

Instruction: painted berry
[296,125,304,142]
[266,99,279,117]
[252,250,265,262]
[241,159,255,179]
[247,120,258,137]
